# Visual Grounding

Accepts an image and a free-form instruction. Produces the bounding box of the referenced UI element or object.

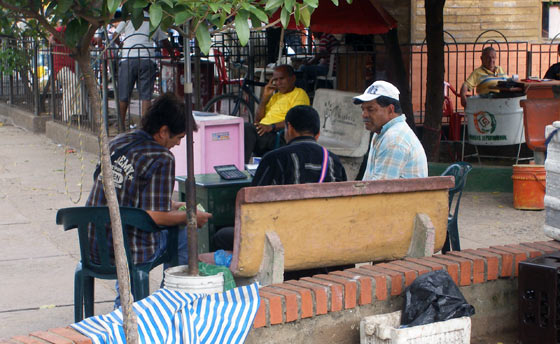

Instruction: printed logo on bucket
[473,111,497,134]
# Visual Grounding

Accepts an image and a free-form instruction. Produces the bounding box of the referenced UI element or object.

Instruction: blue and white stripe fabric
[71,283,260,344]
[362,114,428,181]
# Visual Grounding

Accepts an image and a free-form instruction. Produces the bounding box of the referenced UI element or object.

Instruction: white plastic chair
[314,54,336,90]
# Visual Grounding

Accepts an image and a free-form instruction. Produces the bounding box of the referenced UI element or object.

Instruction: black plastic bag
[401,270,475,327]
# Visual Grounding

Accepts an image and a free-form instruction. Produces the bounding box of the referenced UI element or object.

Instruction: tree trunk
[75,52,138,343]
[423,0,446,162]
[382,28,416,133]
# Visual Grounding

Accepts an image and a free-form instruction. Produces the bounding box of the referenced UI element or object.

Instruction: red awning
[271,0,397,35]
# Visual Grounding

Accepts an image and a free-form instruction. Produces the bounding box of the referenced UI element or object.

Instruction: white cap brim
[353,93,381,104]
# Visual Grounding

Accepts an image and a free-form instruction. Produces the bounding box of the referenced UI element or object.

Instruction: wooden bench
[201,176,454,285]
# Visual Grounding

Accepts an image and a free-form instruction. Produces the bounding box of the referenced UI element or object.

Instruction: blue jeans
[114,227,188,308]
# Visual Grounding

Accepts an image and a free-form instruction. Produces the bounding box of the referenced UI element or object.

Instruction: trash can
[518,252,560,344]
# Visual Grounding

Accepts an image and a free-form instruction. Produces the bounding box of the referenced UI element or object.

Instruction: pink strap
[318,146,329,183]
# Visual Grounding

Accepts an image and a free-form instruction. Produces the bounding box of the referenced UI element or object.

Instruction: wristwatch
[270,123,276,132]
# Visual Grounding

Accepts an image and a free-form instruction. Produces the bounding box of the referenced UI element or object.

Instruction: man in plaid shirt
[353,81,427,180]
[86,93,211,305]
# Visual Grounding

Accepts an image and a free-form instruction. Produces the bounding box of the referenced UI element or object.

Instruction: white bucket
[465,95,526,145]
[163,265,224,294]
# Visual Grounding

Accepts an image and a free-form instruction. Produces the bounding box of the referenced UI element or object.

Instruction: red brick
[0,340,20,344]
[392,260,431,276]
[520,242,558,254]
[331,270,372,305]
[480,248,514,277]
[361,265,404,296]
[259,291,283,325]
[10,337,44,344]
[273,284,314,318]
[418,256,460,284]
[285,280,328,315]
[31,330,74,344]
[429,255,471,286]
[49,328,91,344]
[448,251,485,284]
[490,245,528,276]
[541,240,560,250]
[315,274,357,309]
[405,257,445,271]
[506,244,542,259]
[463,249,500,281]
[347,268,388,301]
[253,303,266,328]
[301,277,343,312]
[378,262,417,287]
[261,286,299,323]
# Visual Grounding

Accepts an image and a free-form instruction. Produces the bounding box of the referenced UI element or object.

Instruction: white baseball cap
[353,80,400,104]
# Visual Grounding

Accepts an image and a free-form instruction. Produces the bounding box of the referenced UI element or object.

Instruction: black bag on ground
[401,269,475,327]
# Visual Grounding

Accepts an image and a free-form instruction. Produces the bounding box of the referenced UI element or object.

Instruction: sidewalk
[0,119,550,339]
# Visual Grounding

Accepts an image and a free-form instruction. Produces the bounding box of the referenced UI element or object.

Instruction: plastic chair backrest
[441,162,473,219]
[326,54,335,78]
[56,206,174,275]
[520,99,560,152]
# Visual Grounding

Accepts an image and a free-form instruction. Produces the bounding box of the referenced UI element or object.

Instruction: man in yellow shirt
[460,47,507,107]
[244,64,310,163]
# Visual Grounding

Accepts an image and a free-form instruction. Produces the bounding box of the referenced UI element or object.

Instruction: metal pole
[102,57,109,134]
[184,24,198,276]
[33,40,40,116]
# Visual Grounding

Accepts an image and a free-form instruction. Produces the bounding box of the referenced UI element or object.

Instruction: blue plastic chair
[274,129,285,149]
[56,206,179,322]
[440,162,473,253]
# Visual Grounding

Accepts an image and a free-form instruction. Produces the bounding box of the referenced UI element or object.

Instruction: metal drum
[544,121,560,239]
[465,95,526,145]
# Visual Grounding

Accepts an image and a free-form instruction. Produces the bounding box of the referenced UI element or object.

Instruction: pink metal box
[170,113,244,187]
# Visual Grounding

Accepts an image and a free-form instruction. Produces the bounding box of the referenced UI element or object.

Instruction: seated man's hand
[196,210,212,228]
[255,123,274,136]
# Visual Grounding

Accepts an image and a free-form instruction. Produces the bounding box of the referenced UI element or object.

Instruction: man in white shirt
[115,10,172,126]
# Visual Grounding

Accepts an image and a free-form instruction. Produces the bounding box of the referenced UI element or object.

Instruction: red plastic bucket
[512,165,546,210]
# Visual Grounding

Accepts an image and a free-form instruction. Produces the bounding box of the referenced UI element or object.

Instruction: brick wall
[3,240,560,344]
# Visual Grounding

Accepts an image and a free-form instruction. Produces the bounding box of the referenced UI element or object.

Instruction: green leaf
[300,6,311,27]
[174,10,191,25]
[65,18,88,48]
[161,0,174,8]
[195,23,211,55]
[303,0,319,9]
[55,0,73,17]
[222,3,232,13]
[264,0,284,13]
[131,7,145,30]
[208,3,220,13]
[235,11,250,46]
[285,0,295,13]
[249,6,268,22]
[107,0,119,15]
[133,0,148,9]
[280,7,289,28]
[149,3,162,28]
[249,13,262,29]
[331,0,339,5]
[294,3,300,24]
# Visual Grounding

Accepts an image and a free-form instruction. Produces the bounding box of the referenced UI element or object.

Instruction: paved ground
[0,118,549,341]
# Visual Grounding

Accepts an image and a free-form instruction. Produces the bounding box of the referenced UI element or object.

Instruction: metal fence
[0,36,40,114]
[3,30,560,135]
